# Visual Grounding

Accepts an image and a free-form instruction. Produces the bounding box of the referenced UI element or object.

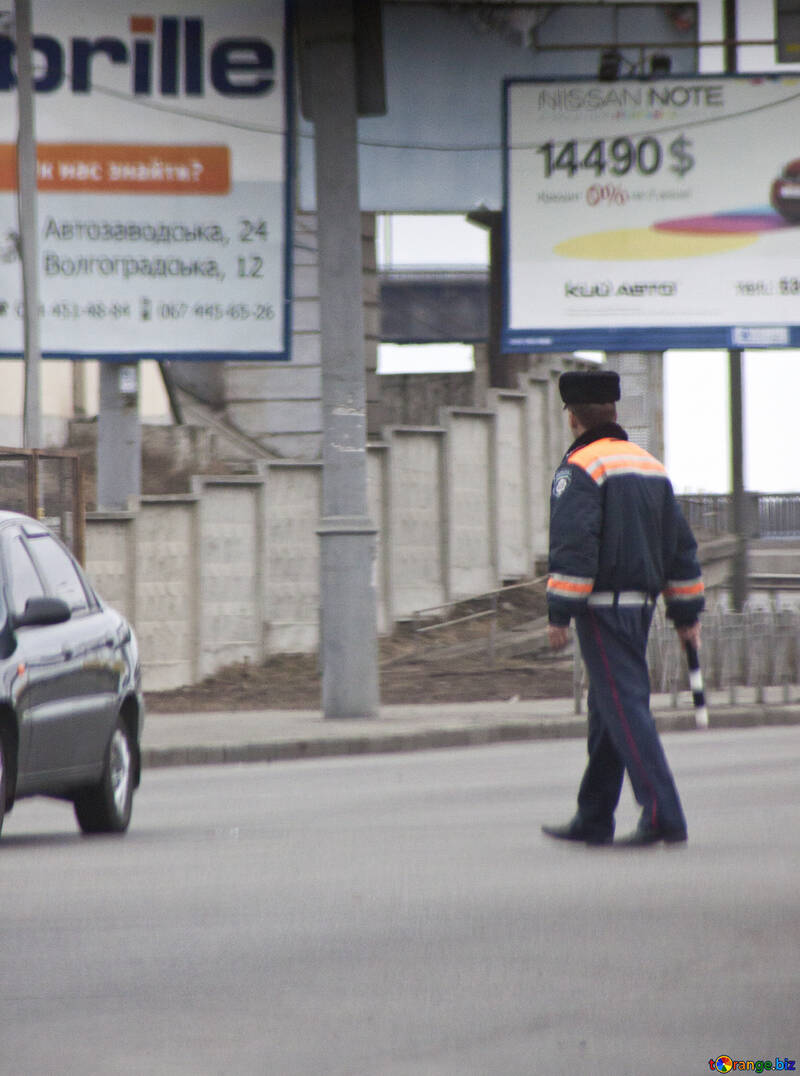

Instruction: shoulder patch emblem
[552,468,573,499]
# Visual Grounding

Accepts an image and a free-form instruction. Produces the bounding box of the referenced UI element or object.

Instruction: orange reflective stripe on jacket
[547,573,594,600]
[569,438,667,486]
[663,577,705,601]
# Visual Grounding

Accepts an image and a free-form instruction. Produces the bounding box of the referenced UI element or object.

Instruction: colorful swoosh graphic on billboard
[555,208,793,260]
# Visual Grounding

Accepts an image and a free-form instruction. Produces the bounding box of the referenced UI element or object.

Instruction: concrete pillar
[606,352,664,460]
[97,363,141,510]
[301,3,379,718]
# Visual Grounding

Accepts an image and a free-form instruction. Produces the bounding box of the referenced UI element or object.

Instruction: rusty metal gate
[0,447,85,563]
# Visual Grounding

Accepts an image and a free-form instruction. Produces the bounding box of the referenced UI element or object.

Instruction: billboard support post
[728,347,747,609]
[298,0,379,719]
[14,0,42,451]
[724,0,748,611]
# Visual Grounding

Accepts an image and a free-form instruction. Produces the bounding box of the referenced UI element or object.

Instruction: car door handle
[62,648,73,660]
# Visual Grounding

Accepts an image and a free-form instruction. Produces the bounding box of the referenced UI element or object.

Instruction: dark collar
[567,422,628,455]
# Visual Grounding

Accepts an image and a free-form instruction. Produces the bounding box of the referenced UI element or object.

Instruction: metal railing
[678,493,800,539]
[647,602,800,705]
[402,571,800,715]
[569,600,800,714]
[401,576,549,666]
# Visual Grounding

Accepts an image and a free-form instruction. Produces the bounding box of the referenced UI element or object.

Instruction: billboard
[0,1,291,361]
[504,75,800,352]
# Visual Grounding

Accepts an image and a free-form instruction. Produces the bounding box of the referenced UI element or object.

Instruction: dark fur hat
[559,370,620,405]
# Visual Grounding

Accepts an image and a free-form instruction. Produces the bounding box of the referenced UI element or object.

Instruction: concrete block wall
[85,499,201,690]
[444,409,497,598]
[490,391,530,581]
[367,445,390,634]
[137,500,200,688]
[83,513,136,626]
[196,479,265,678]
[262,463,322,654]
[384,427,447,619]
[83,373,561,691]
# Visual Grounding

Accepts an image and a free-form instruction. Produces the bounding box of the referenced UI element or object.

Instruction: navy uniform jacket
[547,422,704,628]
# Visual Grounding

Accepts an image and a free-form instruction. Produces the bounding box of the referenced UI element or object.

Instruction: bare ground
[144,580,575,713]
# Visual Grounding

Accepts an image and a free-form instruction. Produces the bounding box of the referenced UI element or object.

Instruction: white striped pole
[685,641,709,728]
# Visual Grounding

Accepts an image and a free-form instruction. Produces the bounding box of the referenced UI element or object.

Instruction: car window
[8,535,45,613]
[27,533,90,613]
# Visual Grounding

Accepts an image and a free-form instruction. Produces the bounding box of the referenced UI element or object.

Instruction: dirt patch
[144,651,574,713]
[144,580,575,713]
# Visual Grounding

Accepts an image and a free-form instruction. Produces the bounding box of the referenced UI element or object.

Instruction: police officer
[542,369,703,847]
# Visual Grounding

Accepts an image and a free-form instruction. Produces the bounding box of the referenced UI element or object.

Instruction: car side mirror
[10,596,72,630]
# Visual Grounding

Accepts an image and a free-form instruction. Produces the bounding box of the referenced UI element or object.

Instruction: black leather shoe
[615,825,687,847]
[541,819,613,846]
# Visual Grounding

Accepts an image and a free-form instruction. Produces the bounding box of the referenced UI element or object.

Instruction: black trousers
[573,603,687,835]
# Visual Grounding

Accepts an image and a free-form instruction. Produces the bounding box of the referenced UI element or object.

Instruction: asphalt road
[1,727,799,1075]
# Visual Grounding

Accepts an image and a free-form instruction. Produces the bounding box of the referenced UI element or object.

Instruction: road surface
[2,726,798,1074]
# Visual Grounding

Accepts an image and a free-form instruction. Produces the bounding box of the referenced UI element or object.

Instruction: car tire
[74,716,134,835]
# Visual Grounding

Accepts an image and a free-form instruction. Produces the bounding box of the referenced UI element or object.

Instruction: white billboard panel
[0,1,291,360]
[504,75,800,351]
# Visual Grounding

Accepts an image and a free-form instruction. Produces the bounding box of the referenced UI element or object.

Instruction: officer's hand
[548,624,571,651]
[676,622,701,649]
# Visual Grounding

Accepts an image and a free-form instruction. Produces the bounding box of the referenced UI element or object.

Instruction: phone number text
[2,301,276,321]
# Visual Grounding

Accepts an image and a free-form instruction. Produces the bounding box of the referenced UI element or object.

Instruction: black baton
[684,641,708,728]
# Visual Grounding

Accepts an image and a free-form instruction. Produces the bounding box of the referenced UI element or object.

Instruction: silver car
[0,510,144,838]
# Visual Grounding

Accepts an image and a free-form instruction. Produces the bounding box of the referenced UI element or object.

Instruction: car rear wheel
[74,716,134,835]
